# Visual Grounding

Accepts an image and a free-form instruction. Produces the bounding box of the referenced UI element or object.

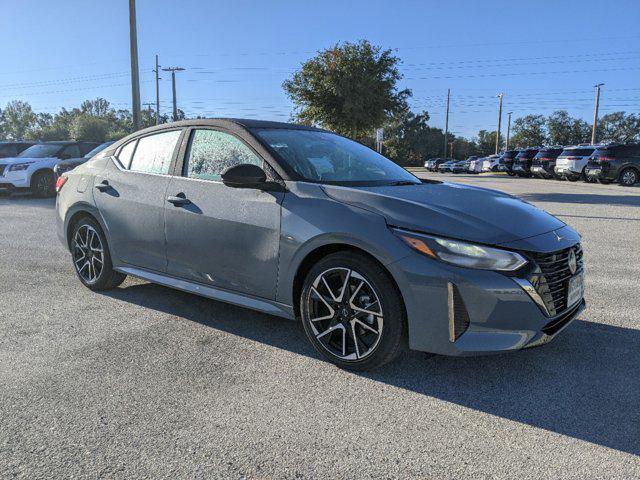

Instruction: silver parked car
[56,119,585,370]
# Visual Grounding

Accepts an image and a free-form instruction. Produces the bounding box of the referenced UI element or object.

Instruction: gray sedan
[55,119,585,370]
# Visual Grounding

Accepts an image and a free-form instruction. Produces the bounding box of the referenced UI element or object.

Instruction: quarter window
[118,140,137,168]
[128,130,181,175]
[185,129,262,181]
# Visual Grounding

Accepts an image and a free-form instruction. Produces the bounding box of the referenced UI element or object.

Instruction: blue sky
[1,0,639,138]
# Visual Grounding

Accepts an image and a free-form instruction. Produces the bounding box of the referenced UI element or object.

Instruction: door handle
[167,193,191,206]
[95,180,110,192]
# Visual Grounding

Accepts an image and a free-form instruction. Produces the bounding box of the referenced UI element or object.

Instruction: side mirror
[221,163,284,191]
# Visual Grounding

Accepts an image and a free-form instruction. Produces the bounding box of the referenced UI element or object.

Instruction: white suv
[0,141,99,196]
[481,154,501,172]
[554,145,597,181]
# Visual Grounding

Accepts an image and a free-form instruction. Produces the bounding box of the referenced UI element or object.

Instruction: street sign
[376,128,384,143]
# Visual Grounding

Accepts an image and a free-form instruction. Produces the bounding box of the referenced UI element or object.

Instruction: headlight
[392,228,528,271]
[9,162,33,172]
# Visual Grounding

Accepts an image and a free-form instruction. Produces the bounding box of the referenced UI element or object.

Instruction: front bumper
[0,168,30,188]
[388,246,584,356]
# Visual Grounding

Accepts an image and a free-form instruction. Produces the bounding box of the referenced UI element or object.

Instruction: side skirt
[116,266,296,320]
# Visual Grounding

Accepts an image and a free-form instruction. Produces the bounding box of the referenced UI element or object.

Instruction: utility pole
[128,0,141,131]
[162,67,185,122]
[153,55,161,125]
[495,93,504,154]
[443,88,450,158]
[506,112,513,151]
[591,83,604,145]
[143,102,154,127]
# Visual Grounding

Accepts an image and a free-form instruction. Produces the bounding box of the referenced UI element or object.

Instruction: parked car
[468,157,484,174]
[585,143,640,186]
[438,160,456,173]
[55,118,585,370]
[512,148,539,177]
[554,145,597,181]
[54,141,115,177]
[481,154,501,172]
[426,158,447,172]
[0,141,36,158]
[530,147,564,179]
[497,150,519,176]
[0,141,100,196]
[452,159,470,173]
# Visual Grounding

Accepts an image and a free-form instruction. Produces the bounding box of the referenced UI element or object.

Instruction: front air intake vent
[448,283,470,342]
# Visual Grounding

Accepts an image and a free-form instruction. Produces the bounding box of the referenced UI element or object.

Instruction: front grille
[528,244,583,316]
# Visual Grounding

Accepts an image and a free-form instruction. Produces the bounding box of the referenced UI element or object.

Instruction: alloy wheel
[35,172,53,195]
[72,225,104,284]
[621,169,637,186]
[305,267,384,361]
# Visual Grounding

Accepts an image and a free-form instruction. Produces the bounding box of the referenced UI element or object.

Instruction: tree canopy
[283,40,410,138]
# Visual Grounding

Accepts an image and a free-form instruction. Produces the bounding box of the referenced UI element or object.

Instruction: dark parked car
[585,143,640,186]
[55,119,585,370]
[512,148,540,177]
[530,147,564,179]
[54,141,115,177]
[497,150,519,176]
[452,159,471,173]
[0,141,36,158]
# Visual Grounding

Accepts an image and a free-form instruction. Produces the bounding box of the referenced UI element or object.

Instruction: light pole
[495,93,504,154]
[506,112,513,151]
[128,0,141,130]
[591,83,604,145]
[153,55,161,125]
[162,67,185,122]
[443,88,450,158]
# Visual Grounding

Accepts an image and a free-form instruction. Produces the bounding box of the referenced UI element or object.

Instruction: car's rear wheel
[30,170,55,197]
[71,217,126,291]
[300,252,406,371]
[619,168,638,187]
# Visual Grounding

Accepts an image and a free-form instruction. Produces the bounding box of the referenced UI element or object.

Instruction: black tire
[300,252,407,371]
[70,216,126,291]
[30,170,55,197]
[619,168,638,187]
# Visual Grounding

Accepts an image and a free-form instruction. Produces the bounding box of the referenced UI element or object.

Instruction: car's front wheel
[619,168,638,187]
[300,252,407,370]
[70,217,126,291]
[30,170,55,197]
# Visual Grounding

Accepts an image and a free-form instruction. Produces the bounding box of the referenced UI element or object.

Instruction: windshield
[18,144,62,158]
[253,129,420,186]
[83,141,114,159]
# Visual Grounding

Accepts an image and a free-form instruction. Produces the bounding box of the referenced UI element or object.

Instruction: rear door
[164,127,283,299]
[94,129,184,272]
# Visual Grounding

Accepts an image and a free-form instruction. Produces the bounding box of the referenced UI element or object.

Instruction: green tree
[547,110,590,145]
[597,112,640,143]
[510,114,547,148]
[2,100,37,140]
[70,115,110,141]
[283,40,410,138]
[475,130,502,156]
[383,111,448,166]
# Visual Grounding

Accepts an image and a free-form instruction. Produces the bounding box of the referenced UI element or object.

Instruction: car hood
[0,156,57,164]
[321,182,565,245]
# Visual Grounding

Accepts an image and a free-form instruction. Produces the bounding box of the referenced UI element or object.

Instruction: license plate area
[567,273,584,308]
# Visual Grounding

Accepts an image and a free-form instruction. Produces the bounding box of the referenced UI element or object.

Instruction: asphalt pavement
[1,174,639,479]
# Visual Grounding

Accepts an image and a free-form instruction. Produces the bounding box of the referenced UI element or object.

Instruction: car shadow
[519,192,640,207]
[104,281,639,456]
